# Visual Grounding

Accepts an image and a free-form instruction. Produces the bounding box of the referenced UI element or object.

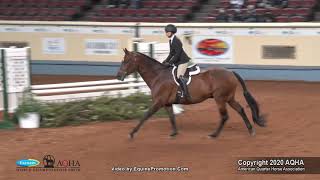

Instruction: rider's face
[166,32,173,38]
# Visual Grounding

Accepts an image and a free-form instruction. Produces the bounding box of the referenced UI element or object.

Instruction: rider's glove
[163,61,172,67]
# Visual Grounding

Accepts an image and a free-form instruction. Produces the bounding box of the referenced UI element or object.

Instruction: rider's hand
[163,61,171,67]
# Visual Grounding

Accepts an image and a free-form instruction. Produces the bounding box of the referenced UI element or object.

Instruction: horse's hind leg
[209,99,229,138]
[228,99,255,136]
[164,105,178,137]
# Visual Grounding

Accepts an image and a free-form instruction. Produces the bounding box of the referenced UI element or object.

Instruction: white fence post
[0,47,30,120]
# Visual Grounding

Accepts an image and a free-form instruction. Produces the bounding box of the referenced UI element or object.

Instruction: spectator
[119,0,130,8]
[108,0,118,8]
[229,9,244,22]
[257,0,287,8]
[243,5,258,22]
[271,0,288,8]
[216,9,229,22]
[230,0,245,9]
[263,12,275,22]
[256,0,271,8]
[130,0,142,9]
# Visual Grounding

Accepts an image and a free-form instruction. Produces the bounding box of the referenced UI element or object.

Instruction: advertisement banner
[42,38,65,54]
[85,39,118,55]
[192,36,233,64]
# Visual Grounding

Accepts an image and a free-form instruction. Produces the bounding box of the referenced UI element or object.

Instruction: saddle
[172,64,200,85]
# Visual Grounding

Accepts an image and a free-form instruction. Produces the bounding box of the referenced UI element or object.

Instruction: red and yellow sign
[196,39,229,56]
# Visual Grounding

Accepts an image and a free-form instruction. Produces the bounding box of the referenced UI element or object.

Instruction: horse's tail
[232,71,266,127]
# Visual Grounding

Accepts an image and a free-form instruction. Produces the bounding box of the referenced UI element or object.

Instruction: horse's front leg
[164,105,178,137]
[129,103,162,139]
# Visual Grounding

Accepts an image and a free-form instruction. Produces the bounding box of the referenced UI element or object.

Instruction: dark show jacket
[165,36,190,66]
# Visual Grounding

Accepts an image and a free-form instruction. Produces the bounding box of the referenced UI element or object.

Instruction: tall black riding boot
[178,76,192,101]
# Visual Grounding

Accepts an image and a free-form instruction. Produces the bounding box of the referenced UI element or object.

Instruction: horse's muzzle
[116,72,126,81]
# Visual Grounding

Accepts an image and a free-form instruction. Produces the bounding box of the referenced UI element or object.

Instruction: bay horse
[116,48,266,139]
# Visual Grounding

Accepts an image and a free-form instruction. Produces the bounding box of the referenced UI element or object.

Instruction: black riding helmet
[165,24,177,34]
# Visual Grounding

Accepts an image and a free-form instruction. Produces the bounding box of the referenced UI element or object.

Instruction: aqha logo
[196,39,229,56]
[285,159,304,166]
[57,160,80,167]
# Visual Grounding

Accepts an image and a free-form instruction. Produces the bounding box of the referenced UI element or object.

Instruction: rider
[163,24,192,101]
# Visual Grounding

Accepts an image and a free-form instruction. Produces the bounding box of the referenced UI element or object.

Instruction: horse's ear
[123,48,129,55]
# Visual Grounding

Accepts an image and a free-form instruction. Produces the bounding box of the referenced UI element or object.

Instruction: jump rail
[31,76,149,103]
[31,78,139,89]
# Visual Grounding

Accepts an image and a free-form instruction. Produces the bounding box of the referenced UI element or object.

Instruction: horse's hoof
[208,133,219,138]
[250,129,256,136]
[128,133,134,139]
[170,132,178,138]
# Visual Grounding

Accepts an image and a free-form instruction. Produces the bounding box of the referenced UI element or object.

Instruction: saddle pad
[172,64,200,85]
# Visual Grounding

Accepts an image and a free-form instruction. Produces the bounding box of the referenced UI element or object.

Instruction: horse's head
[116,48,139,81]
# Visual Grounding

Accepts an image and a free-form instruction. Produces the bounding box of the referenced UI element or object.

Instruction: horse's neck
[137,57,168,88]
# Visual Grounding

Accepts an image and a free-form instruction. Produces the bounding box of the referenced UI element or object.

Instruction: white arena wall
[0,21,319,81]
